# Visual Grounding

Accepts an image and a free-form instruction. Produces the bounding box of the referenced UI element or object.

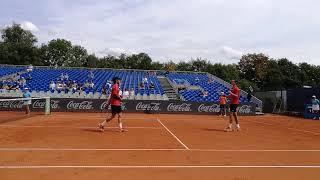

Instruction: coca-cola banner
[0,98,256,115]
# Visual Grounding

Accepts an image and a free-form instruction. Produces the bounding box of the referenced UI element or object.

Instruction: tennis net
[0,97,51,121]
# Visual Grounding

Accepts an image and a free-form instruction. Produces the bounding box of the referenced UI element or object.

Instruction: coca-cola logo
[198,104,220,113]
[136,102,160,111]
[100,101,109,110]
[67,101,93,110]
[0,100,24,109]
[32,100,60,109]
[238,105,252,114]
[167,103,192,112]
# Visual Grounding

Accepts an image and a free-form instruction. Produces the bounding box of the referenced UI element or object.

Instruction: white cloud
[97,48,137,57]
[20,21,39,32]
[2,0,320,65]
[220,46,243,60]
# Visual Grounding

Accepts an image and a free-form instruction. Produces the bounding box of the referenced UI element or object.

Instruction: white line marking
[247,120,320,135]
[0,148,320,152]
[0,165,320,169]
[0,125,161,130]
[157,118,189,150]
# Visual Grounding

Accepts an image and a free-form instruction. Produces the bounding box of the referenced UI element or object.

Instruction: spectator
[65,73,69,81]
[149,83,155,89]
[123,89,129,98]
[26,73,32,80]
[60,73,65,81]
[195,77,200,84]
[88,71,94,80]
[203,91,208,97]
[56,81,63,91]
[72,82,78,93]
[102,84,107,95]
[49,81,56,91]
[142,76,148,84]
[14,73,20,81]
[106,80,112,90]
[247,86,253,102]
[84,80,90,88]
[21,77,26,86]
[311,95,320,120]
[89,81,95,88]
[140,82,145,89]
[129,88,135,97]
[27,65,33,72]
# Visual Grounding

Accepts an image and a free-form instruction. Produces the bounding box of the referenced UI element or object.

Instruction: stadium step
[157,76,180,100]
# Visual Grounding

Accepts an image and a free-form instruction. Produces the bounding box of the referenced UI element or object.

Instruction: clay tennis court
[0,112,320,180]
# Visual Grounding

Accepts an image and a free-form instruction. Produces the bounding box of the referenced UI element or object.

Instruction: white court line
[0,125,161,130]
[156,118,189,150]
[247,120,320,135]
[0,165,320,169]
[0,148,320,152]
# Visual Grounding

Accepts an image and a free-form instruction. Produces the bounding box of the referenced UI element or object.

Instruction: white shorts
[312,105,320,111]
[24,100,32,106]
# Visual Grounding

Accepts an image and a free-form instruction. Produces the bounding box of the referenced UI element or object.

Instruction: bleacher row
[0,65,250,103]
[167,73,247,102]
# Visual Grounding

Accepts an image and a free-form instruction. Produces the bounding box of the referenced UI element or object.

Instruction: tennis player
[226,80,240,132]
[23,87,31,115]
[98,77,125,132]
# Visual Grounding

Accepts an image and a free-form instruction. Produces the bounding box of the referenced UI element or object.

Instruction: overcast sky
[1,0,320,64]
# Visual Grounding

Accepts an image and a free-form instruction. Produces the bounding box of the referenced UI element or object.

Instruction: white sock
[229,124,232,128]
[101,120,106,126]
[119,122,123,129]
[236,124,240,128]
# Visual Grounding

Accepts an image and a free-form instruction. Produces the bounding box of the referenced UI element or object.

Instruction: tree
[84,54,99,68]
[298,63,320,87]
[136,53,152,70]
[0,23,38,65]
[150,61,164,70]
[66,45,88,67]
[163,61,176,71]
[190,58,209,72]
[41,39,73,66]
[176,61,193,71]
[207,63,240,82]
[277,58,301,88]
[262,59,283,90]
[238,53,269,87]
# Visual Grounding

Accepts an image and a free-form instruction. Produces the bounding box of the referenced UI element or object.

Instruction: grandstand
[0,65,262,108]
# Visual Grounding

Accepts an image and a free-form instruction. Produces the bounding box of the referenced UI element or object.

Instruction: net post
[45,97,51,115]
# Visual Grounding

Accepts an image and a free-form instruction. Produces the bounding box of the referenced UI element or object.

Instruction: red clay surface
[0,112,320,180]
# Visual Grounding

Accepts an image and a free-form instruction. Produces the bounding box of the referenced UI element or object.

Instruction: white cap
[221,92,224,95]
[24,87,29,90]
[312,95,316,98]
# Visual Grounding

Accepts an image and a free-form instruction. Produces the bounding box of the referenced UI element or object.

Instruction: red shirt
[229,85,240,104]
[109,84,121,106]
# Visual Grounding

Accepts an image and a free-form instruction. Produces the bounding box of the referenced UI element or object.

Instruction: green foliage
[0,23,38,65]
[238,53,269,86]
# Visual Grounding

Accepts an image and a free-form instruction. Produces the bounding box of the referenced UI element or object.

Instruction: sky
[1,0,320,65]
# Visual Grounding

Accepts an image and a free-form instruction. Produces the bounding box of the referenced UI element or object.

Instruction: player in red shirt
[98,77,125,132]
[226,80,241,132]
